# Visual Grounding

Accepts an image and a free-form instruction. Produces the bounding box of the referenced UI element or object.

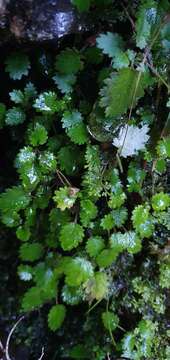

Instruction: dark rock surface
[0,0,87,44]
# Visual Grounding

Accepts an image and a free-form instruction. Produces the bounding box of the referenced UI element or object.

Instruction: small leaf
[85,272,108,301]
[9,90,24,104]
[53,186,79,211]
[62,285,82,305]
[96,249,118,268]
[67,123,88,145]
[53,73,76,94]
[19,243,43,262]
[110,231,142,254]
[152,192,170,212]
[5,52,30,80]
[18,265,33,281]
[48,304,66,331]
[34,92,62,114]
[86,236,105,258]
[59,223,84,250]
[29,123,48,147]
[155,159,166,173]
[5,107,26,126]
[0,186,30,213]
[101,213,115,230]
[55,49,83,75]
[80,199,98,227]
[22,287,44,311]
[156,138,170,158]
[16,226,31,241]
[96,32,124,58]
[65,257,94,286]
[132,205,154,238]
[102,311,119,331]
[39,151,57,174]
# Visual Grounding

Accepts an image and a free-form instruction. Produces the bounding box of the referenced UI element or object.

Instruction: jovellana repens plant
[0,0,170,358]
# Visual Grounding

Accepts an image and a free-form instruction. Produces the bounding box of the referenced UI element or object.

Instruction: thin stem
[147,62,170,91]
[38,347,45,360]
[86,299,102,315]
[56,169,71,187]
[5,316,25,360]
[106,300,116,348]
[121,2,135,30]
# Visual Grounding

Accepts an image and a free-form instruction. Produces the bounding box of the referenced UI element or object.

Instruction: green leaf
[9,90,24,104]
[96,32,129,69]
[0,186,30,213]
[62,285,82,305]
[62,111,88,145]
[57,145,83,175]
[69,344,88,359]
[100,68,152,118]
[34,92,62,114]
[111,208,128,228]
[102,311,119,331]
[59,223,84,251]
[96,249,118,268]
[155,208,170,230]
[16,226,31,241]
[132,205,154,238]
[86,236,105,258]
[15,146,36,168]
[127,165,146,193]
[108,191,126,209]
[156,138,170,158]
[71,0,91,12]
[53,73,76,94]
[101,213,115,230]
[159,263,170,288]
[65,257,94,286]
[84,47,103,65]
[5,107,26,125]
[19,243,43,262]
[67,123,88,145]
[155,158,166,173]
[18,264,33,281]
[62,110,83,129]
[53,186,79,211]
[38,151,57,174]
[83,145,103,198]
[28,123,48,147]
[22,287,45,311]
[48,304,66,331]
[5,52,30,80]
[110,231,142,254]
[152,192,170,211]
[136,0,158,49]
[96,32,124,58]
[122,320,157,359]
[80,199,98,227]
[55,49,83,75]
[9,83,37,106]
[85,272,108,301]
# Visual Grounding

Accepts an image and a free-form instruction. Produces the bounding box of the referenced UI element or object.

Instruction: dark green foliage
[0,0,170,358]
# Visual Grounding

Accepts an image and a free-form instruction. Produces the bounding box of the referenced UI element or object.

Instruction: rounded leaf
[48,304,66,331]
[59,223,84,251]
[102,311,119,331]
